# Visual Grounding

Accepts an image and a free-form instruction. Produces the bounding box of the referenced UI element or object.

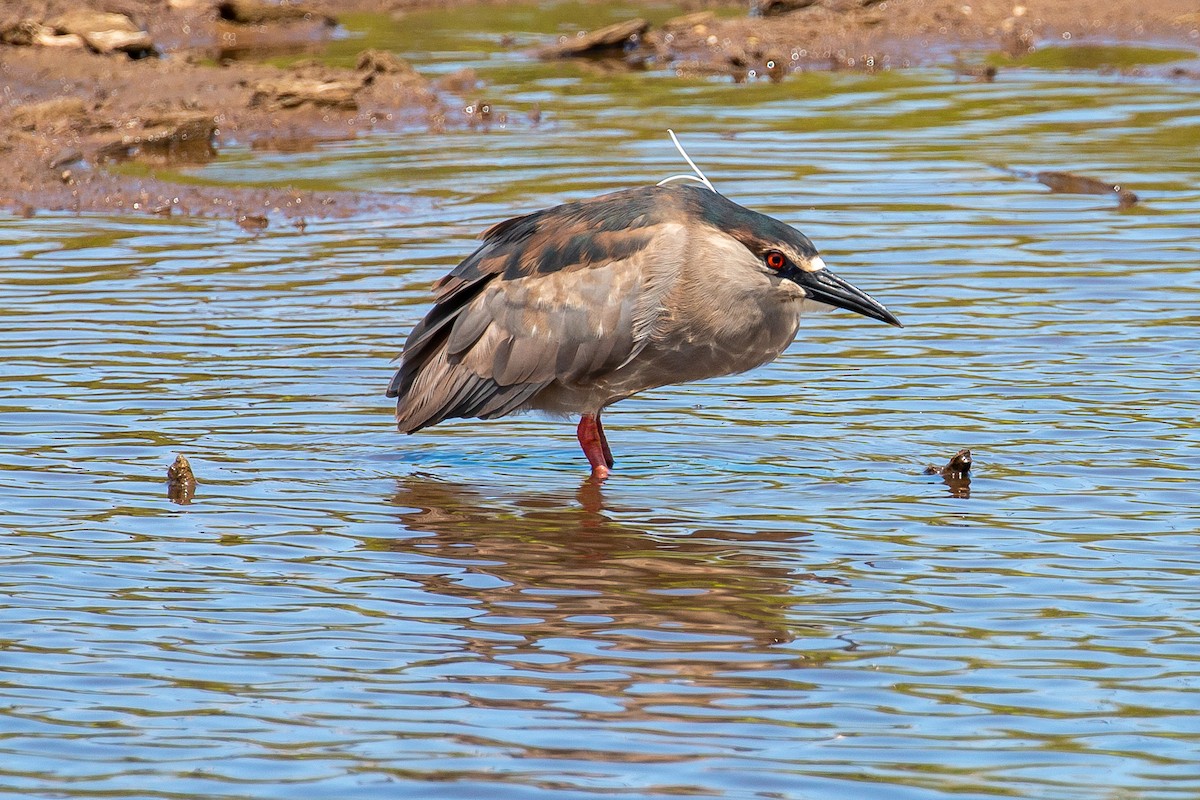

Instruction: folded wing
[388,188,679,432]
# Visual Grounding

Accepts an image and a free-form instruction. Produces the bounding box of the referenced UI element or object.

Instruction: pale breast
[531,276,803,414]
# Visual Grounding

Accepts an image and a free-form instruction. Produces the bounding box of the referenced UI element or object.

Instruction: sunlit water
[3,7,1200,799]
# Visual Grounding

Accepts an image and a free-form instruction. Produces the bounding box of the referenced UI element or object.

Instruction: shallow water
[3,8,1200,800]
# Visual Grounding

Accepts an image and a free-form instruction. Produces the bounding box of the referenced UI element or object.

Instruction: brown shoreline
[1,0,1197,222]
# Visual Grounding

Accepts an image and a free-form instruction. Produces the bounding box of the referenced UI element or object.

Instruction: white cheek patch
[778,280,807,300]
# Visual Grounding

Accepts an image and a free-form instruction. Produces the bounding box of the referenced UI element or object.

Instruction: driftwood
[538,18,649,59]
[1035,171,1138,208]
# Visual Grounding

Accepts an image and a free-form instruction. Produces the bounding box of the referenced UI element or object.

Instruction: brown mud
[1,0,440,220]
[642,0,1200,81]
[2,0,1198,221]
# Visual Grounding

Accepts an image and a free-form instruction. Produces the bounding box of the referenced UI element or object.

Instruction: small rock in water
[924,448,972,478]
[167,454,197,504]
[924,448,972,498]
[237,213,270,231]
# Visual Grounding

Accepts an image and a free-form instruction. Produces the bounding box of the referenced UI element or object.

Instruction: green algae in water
[996,43,1197,70]
[320,4,705,70]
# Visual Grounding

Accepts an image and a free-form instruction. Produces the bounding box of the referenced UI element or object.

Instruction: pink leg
[576,413,612,479]
[594,413,614,469]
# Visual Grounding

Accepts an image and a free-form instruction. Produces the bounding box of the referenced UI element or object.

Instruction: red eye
[765,251,786,270]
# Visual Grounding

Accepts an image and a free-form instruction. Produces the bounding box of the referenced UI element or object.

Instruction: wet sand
[2,0,1197,220]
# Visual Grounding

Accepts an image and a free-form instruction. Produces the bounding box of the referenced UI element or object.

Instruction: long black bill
[791,267,903,328]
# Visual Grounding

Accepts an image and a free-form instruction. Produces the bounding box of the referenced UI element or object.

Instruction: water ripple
[2,14,1200,800]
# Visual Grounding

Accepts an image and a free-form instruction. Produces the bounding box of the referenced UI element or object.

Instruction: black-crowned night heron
[387,134,901,479]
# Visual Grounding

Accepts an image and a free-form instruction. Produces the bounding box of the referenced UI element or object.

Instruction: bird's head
[679,185,902,328]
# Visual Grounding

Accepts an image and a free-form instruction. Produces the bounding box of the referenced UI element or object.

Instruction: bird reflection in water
[386,474,851,664]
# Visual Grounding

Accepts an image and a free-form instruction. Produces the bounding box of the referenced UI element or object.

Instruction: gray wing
[388,187,681,432]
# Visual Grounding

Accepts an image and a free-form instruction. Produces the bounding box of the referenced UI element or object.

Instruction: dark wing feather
[388,186,681,432]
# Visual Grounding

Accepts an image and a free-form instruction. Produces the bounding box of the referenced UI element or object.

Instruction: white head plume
[656,129,717,193]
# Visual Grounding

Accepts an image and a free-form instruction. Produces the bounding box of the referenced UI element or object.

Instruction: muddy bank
[2,0,1199,221]
[531,0,1200,81]
[0,0,442,220]
[650,0,1200,80]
